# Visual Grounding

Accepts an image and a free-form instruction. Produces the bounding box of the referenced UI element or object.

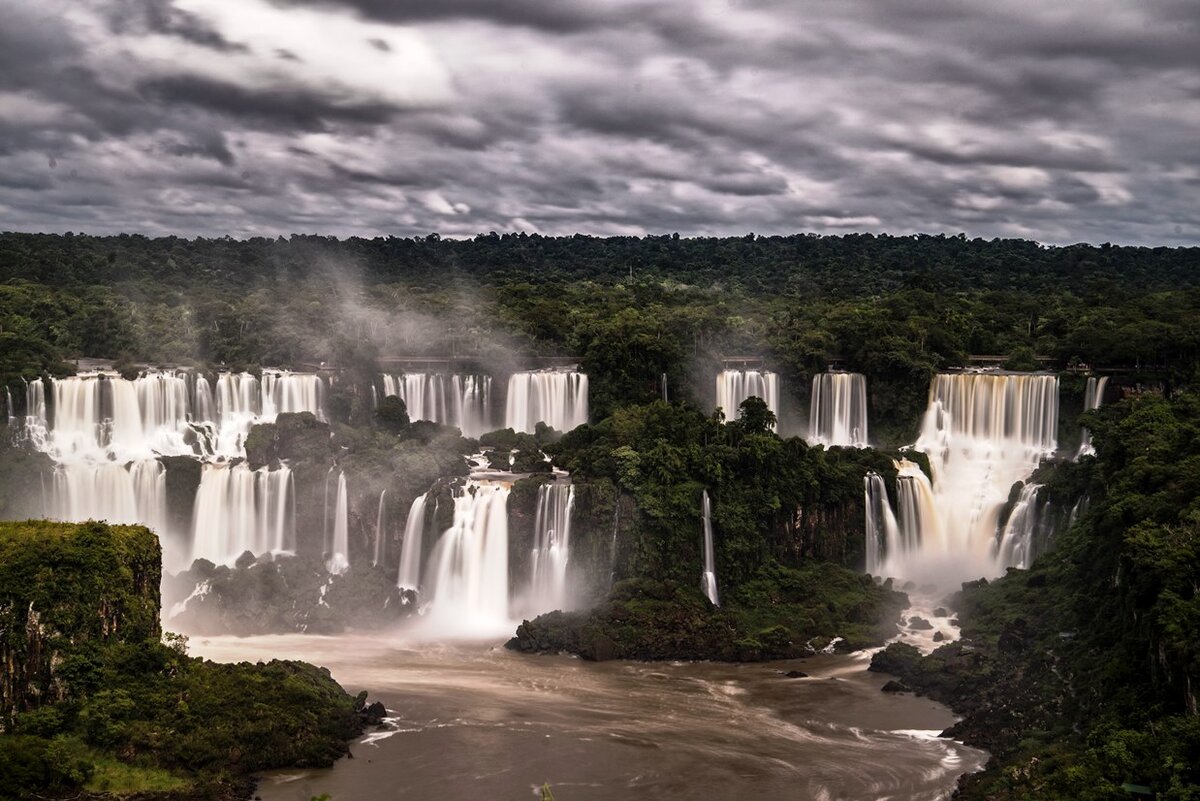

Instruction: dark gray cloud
[0,0,1197,244]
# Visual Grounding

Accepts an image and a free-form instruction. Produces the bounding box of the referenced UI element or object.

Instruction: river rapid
[192,634,985,801]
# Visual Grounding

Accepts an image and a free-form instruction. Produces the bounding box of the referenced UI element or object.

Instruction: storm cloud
[0,0,1196,243]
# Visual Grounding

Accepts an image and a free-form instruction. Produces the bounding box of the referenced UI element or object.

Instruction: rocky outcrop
[0,521,160,730]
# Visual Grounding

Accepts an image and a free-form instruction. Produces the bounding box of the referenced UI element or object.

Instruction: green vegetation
[0,520,370,800]
[871,393,1200,800]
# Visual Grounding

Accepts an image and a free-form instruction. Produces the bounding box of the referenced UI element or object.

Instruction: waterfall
[661,373,669,403]
[715,369,778,426]
[327,472,350,575]
[4,386,13,429]
[424,481,512,634]
[505,370,589,433]
[810,372,869,447]
[193,375,215,422]
[864,472,900,574]
[396,492,429,591]
[995,483,1043,569]
[25,378,47,447]
[190,462,294,565]
[373,490,388,567]
[262,370,325,419]
[886,372,1060,582]
[1076,376,1109,457]
[701,490,719,606]
[380,373,492,437]
[527,482,574,614]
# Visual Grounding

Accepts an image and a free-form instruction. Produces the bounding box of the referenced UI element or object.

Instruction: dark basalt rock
[932,607,948,617]
[908,616,934,630]
[882,679,913,693]
[783,670,808,678]
[933,631,945,642]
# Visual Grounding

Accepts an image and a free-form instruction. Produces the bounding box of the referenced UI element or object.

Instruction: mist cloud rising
[0,0,1197,244]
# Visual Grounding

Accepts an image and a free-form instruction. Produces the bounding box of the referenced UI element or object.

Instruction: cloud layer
[0,0,1197,244]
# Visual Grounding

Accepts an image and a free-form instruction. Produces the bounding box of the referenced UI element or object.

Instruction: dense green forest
[3,232,1198,442]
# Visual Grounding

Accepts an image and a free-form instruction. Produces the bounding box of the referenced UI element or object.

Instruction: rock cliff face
[0,520,160,730]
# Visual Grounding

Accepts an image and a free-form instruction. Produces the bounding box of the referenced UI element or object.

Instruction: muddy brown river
[193,634,984,801]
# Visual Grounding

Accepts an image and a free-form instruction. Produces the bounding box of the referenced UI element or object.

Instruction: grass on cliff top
[84,756,191,795]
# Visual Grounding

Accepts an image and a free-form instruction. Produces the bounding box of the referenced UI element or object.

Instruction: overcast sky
[0,0,1197,244]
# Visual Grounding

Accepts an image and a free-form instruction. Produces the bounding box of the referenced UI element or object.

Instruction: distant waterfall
[424,482,512,634]
[205,370,325,458]
[715,370,778,425]
[701,490,719,606]
[505,370,589,433]
[373,490,388,567]
[527,483,574,614]
[1076,376,1109,457]
[810,373,868,447]
[397,493,429,591]
[864,472,900,574]
[380,373,492,437]
[327,472,350,575]
[876,372,1060,583]
[191,462,294,565]
[53,459,167,533]
[4,386,14,429]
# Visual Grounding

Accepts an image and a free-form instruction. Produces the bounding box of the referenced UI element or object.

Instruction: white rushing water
[18,368,325,568]
[526,482,574,615]
[380,373,492,438]
[1076,375,1109,458]
[715,369,778,426]
[994,482,1042,569]
[505,369,588,434]
[396,492,429,592]
[423,481,513,636]
[328,471,350,575]
[871,372,1059,584]
[701,489,719,606]
[863,472,900,575]
[809,372,869,447]
[191,462,295,567]
[373,490,388,567]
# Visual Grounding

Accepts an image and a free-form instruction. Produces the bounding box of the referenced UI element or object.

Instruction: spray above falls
[809,373,869,447]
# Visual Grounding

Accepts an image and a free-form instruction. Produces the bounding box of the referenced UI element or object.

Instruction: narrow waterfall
[661,373,669,403]
[888,372,1060,582]
[995,483,1043,569]
[373,490,388,567]
[863,472,900,574]
[4,386,14,429]
[397,492,429,591]
[328,472,350,575]
[1076,376,1109,457]
[527,483,574,614]
[424,481,512,634]
[715,369,778,425]
[191,462,294,565]
[505,370,589,433]
[701,490,719,606]
[380,373,492,437]
[25,378,47,446]
[193,375,215,422]
[810,372,869,447]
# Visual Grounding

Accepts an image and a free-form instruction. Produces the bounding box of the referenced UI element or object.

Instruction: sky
[0,0,1197,244]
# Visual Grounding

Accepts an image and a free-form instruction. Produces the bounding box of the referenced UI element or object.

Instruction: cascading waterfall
[423,481,512,634]
[995,483,1043,569]
[373,490,388,567]
[716,369,778,426]
[505,370,588,433]
[878,372,1060,583]
[4,386,14,429]
[1076,376,1109,457]
[25,368,325,569]
[701,490,719,606]
[396,492,429,592]
[328,472,350,575]
[190,462,294,565]
[526,482,574,614]
[863,472,900,574]
[379,373,492,437]
[810,372,869,447]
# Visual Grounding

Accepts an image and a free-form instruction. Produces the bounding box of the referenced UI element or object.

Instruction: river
[192,634,985,801]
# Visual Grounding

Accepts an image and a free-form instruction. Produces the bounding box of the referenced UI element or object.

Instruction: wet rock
[235,550,257,570]
[933,631,945,642]
[362,701,387,725]
[882,680,913,693]
[908,616,934,630]
[932,607,948,618]
[783,670,808,678]
[949,618,960,627]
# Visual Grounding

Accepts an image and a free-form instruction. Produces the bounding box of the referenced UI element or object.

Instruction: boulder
[882,680,913,693]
